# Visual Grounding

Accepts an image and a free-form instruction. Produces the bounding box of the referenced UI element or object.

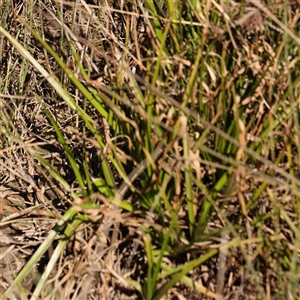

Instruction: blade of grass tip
[182,46,202,108]
[159,173,176,223]
[195,194,211,238]
[143,233,154,300]
[157,261,220,299]
[124,278,143,296]
[92,177,114,197]
[43,105,86,195]
[101,156,116,190]
[30,217,82,300]
[29,150,70,189]
[30,272,61,300]
[145,0,164,44]
[153,256,187,278]
[115,141,165,201]
[195,168,231,238]
[94,84,134,136]
[83,154,93,195]
[67,41,123,136]
[128,70,146,109]
[246,149,286,211]
[246,181,268,211]
[110,197,133,212]
[152,248,219,300]
[1,207,79,300]
[151,217,173,297]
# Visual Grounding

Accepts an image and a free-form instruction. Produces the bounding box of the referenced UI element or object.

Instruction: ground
[1,1,300,299]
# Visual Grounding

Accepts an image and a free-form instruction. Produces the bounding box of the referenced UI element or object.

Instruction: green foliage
[1,0,300,299]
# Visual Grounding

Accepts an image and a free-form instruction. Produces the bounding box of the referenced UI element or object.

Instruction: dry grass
[1,1,300,299]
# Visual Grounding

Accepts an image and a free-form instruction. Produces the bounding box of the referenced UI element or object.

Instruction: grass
[0,0,300,299]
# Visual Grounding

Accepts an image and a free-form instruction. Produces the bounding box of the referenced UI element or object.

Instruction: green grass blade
[153,248,219,300]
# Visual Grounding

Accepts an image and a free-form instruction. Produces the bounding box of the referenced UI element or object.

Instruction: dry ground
[1,1,300,299]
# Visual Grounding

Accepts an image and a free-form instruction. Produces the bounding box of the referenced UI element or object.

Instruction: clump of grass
[1,0,300,299]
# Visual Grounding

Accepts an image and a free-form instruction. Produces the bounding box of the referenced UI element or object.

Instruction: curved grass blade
[1,207,78,299]
[0,26,92,122]
[30,217,83,300]
[42,104,86,195]
[153,248,218,300]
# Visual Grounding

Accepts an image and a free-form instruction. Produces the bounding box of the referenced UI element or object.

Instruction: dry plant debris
[1,0,300,299]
